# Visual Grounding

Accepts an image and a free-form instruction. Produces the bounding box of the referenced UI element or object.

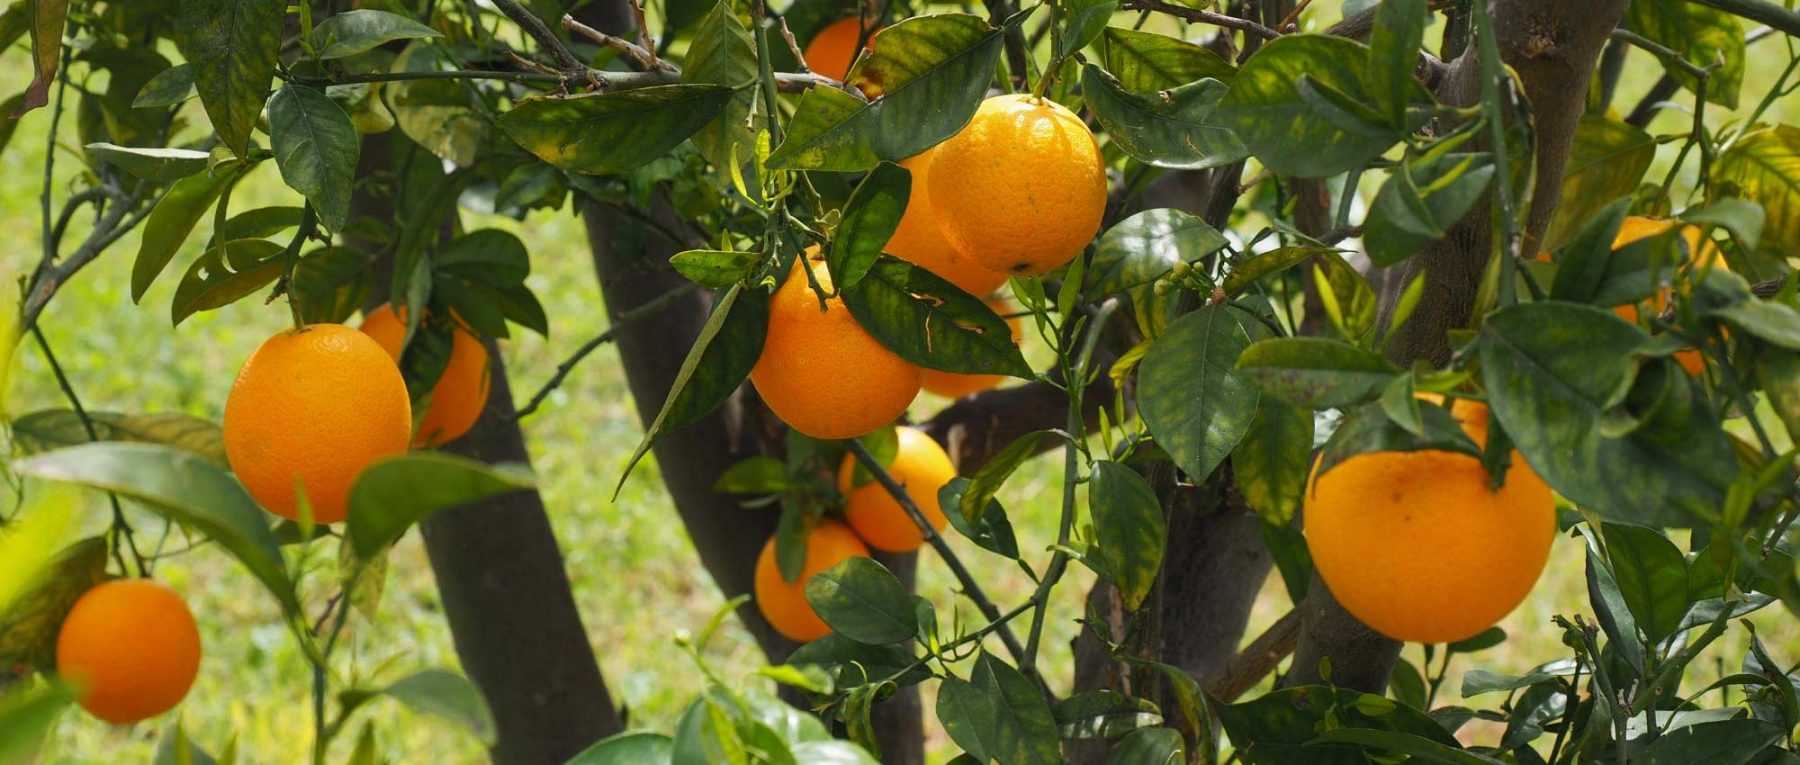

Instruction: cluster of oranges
[753,427,957,642]
[55,305,494,725]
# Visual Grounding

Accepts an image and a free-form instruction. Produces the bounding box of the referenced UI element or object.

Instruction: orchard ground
[4,9,1797,764]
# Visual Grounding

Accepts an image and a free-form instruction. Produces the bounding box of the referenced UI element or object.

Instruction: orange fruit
[224,324,412,523]
[803,17,873,82]
[750,248,921,440]
[753,519,872,642]
[886,149,1009,296]
[836,426,957,552]
[56,579,201,724]
[921,298,1022,399]
[927,94,1107,276]
[1304,397,1555,643]
[1609,216,1729,375]
[360,305,492,447]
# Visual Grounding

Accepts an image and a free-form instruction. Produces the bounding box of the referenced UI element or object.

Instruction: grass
[2,7,1798,764]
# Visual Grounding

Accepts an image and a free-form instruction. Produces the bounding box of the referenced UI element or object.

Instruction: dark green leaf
[268,84,360,230]
[1053,691,1161,740]
[1460,659,1579,697]
[132,63,196,109]
[1604,522,1691,644]
[1056,0,1116,62]
[787,633,929,687]
[1585,537,1648,674]
[1082,67,1245,170]
[841,256,1032,376]
[1217,686,1458,762]
[1086,209,1228,296]
[1088,461,1166,610]
[1448,627,1507,654]
[309,9,439,60]
[1309,728,1501,765]
[956,431,1058,526]
[1107,727,1184,765]
[346,453,535,557]
[1364,152,1495,266]
[173,0,284,158]
[85,143,210,182]
[939,477,1020,558]
[1232,395,1313,524]
[1364,0,1428,128]
[1389,659,1427,710]
[1682,197,1764,251]
[936,654,1060,765]
[831,162,910,289]
[214,205,304,242]
[132,163,251,302]
[12,443,298,616]
[1499,681,1566,750]
[292,246,370,324]
[1140,305,1259,481]
[1639,719,1783,765]
[1543,116,1655,251]
[11,410,226,466]
[1099,27,1233,92]
[1478,302,1737,526]
[1626,0,1745,108]
[1315,401,1480,480]
[500,85,734,175]
[170,238,285,325]
[1548,198,1632,304]
[1261,519,1312,603]
[769,14,1004,171]
[803,556,916,644]
[1236,336,1396,409]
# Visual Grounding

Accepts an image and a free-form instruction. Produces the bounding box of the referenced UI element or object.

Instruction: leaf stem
[512,282,699,419]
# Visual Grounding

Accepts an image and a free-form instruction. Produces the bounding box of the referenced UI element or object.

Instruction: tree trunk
[349,132,623,764]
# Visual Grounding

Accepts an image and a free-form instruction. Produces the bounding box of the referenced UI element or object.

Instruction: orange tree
[3,0,1800,763]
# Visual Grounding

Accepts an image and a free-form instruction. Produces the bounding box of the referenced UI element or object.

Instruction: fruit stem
[282,205,320,330]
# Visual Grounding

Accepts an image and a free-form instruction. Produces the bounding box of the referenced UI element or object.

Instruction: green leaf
[956,431,1058,525]
[1626,0,1745,108]
[831,162,911,289]
[841,256,1032,376]
[1082,68,1245,171]
[769,14,1005,171]
[309,9,439,60]
[11,409,226,466]
[565,731,673,765]
[619,285,770,490]
[1309,729,1501,765]
[357,670,496,745]
[1478,302,1736,526]
[790,741,879,765]
[1088,461,1166,611]
[132,63,196,109]
[939,477,1021,559]
[132,163,252,302]
[1585,539,1647,674]
[1099,27,1233,92]
[0,683,73,765]
[1460,659,1578,697]
[84,143,210,183]
[1542,116,1656,252]
[346,453,536,557]
[170,238,285,325]
[500,85,733,176]
[1364,152,1495,266]
[1218,34,1426,178]
[1232,395,1313,524]
[682,0,757,177]
[936,654,1060,765]
[0,537,107,672]
[1236,336,1396,409]
[1604,522,1691,644]
[1313,253,1379,343]
[388,44,486,166]
[713,456,792,493]
[172,0,284,159]
[19,0,68,112]
[267,84,360,230]
[803,556,917,644]
[1107,726,1184,765]
[1640,719,1784,765]
[1055,0,1116,63]
[1711,125,1800,258]
[213,206,304,243]
[671,691,749,765]
[1548,198,1632,304]
[1139,305,1259,481]
[1364,0,1427,128]
[671,250,762,289]
[1315,401,1480,480]
[292,246,370,324]
[1086,209,1228,296]
[1682,197,1764,251]
[1054,691,1161,740]
[12,442,298,616]
[787,633,929,688]
[1219,245,1327,297]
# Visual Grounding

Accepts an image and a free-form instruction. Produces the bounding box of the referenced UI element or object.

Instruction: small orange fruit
[224,324,412,523]
[56,579,201,724]
[921,298,1022,399]
[803,17,873,82]
[750,248,921,440]
[753,519,872,642]
[886,149,1009,296]
[927,94,1107,276]
[360,305,492,447]
[836,426,957,552]
[1304,396,1555,644]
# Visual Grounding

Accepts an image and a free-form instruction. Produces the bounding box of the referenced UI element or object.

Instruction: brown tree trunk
[348,132,624,764]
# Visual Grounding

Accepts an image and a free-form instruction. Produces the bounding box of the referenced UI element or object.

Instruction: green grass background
[3,7,1798,763]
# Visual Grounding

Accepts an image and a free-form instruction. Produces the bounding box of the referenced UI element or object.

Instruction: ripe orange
[753,519,872,642]
[1304,397,1555,644]
[749,248,921,440]
[927,94,1107,276]
[921,298,1022,399]
[836,426,956,552]
[886,149,1009,296]
[360,304,493,447]
[803,17,873,82]
[56,579,201,724]
[1609,216,1729,375]
[223,324,412,524]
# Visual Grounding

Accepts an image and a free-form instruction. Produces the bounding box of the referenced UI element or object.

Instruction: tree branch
[1205,609,1300,701]
[1119,0,1281,40]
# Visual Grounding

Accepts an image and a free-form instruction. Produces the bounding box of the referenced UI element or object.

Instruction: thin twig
[489,0,590,77]
[1119,0,1281,39]
[563,14,672,72]
[32,326,146,576]
[513,283,701,419]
